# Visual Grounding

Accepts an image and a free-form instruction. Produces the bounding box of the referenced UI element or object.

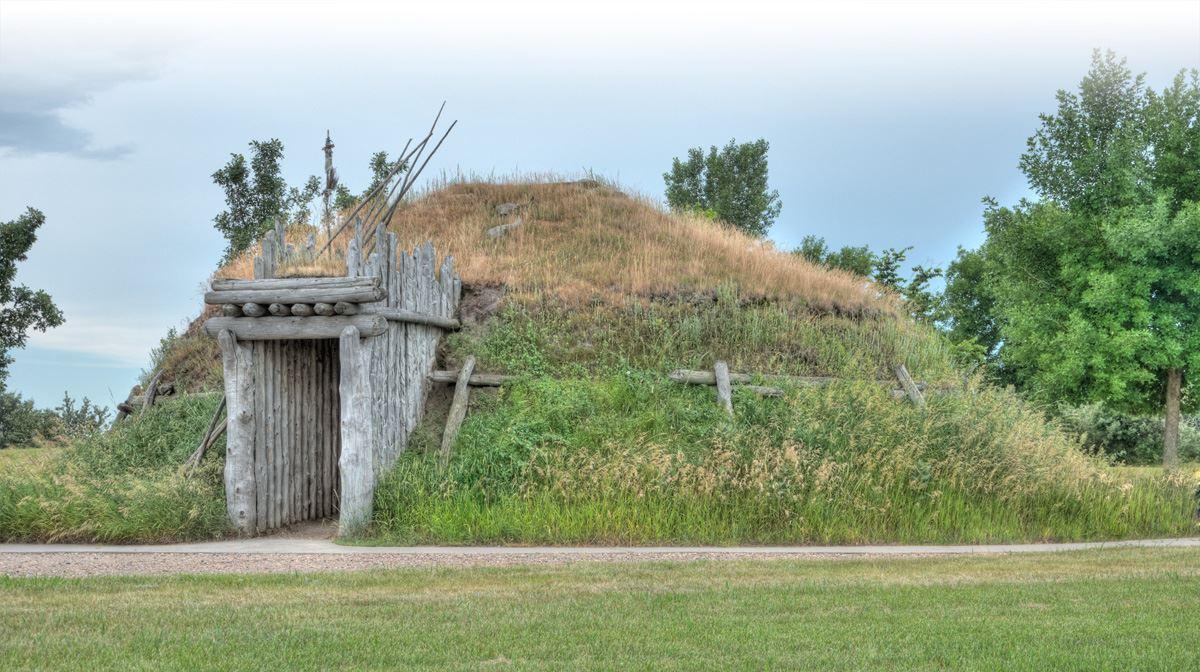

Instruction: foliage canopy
[664,138,782,237]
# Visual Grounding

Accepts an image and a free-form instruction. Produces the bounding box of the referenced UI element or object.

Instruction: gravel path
[1,537,1195,578]
[0,550,854,578]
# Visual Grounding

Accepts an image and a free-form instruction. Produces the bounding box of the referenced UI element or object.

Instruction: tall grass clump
[0,393,229,543]
[371,376,1198,545]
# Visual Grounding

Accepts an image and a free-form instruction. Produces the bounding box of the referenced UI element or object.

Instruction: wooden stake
[440,355,476,468]
[893,363,926,409]
[714,360,734,417]
[184,395,227,473]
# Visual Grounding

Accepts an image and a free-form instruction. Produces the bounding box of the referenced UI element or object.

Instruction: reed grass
[369,376,1198,545]
[0,394,230,543]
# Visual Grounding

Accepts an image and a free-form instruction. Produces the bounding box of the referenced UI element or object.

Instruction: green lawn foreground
[2,548,1198,671]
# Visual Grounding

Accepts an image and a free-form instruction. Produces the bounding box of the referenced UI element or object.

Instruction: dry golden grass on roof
[218,177,895,316]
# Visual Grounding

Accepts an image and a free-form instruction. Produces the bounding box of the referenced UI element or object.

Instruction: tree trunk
[1163,367,1182,470]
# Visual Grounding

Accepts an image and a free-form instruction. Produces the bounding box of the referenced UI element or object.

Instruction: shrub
[0,390,57,448]
[1057,403,1200,465]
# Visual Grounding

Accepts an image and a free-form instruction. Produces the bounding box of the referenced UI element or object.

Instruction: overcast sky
[1,0,1198,408]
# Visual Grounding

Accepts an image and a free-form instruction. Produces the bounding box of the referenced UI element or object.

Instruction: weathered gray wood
[338,325,374,536]
[257,341,270,531]
[268,303,290,317]
[203,315,387,340]
[142,370,165,410]
[668,369,928,391]
[242,303,267,317]
[893,363,926,409]
[290,303,315,317]
[370,307,461,330]
[439,356,476,468]
[428,370,514,386]
[714,361,734,416]
[313,302,335,316]
[184,396,226,473]
[212,277,379,292]
[217,330,256,534]
[205,286,384,305]
[333,301,360,315]
[220,304,241,317]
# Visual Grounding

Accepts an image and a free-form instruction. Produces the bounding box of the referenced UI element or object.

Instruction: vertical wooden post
[714,360,734,417]
[338,325,375,535]
[440,355,476,468]
[217,329,257,534]
[893,363,926,409]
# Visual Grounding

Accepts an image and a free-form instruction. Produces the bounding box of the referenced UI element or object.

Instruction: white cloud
[26,311,174,368]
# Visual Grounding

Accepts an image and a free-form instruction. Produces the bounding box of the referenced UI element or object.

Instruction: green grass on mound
[369,375,1198,545]
[3,548,1198,671]
[0,394,230,543]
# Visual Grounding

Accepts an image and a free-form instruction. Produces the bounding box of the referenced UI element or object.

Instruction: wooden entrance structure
[204,228,461,535]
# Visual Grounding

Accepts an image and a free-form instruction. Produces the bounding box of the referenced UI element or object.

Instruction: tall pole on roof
[321,131,338,243]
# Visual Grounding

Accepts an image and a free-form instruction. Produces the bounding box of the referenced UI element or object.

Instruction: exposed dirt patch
[458,283,507,326]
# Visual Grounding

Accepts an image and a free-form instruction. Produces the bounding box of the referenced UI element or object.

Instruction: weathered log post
[338,325,375,535]
[440,355,476,468]
[217,330,257,534]
[893,363,926,409]
[714,360,734,417]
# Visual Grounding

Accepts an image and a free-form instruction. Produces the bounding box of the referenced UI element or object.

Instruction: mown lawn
[2,548,1198,671]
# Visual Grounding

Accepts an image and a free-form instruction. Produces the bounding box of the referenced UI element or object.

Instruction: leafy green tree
[364,150,408,197]
[903,263,944,325]
[0,208,63,387]
[872,247,910,292]
[941,244,1001,362]
[825,245,875,278]
[664,138,782,237]
[55,391,109,440]
[0,390,57,448]
[211,139,320,261]
[795,237,941,323]
[984,51,1199,466]
[795,235,876,277]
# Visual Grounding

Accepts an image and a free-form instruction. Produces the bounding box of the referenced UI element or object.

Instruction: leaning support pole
[893,363,926,409]
[338,325,375,536]
[439,356,476,469]
[184,395,227,474]
[217,330,256,534]
[714,360,734,417]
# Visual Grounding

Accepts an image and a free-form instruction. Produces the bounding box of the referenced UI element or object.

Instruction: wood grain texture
[217,330,256,535]
[212,277,379,292]
[893,363,926,409]
[338,325,374,535]
[714,361,734,416]
[203,316,387,340]
[205,286,384,306]
[439,355,476,468]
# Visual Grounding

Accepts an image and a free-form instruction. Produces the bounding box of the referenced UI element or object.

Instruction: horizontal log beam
[369,307,461,330]
[210,276,380,292]
[668,369,927,390]
[204,286,385,306]
[203,315,387,340]
[429,370,514,386]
